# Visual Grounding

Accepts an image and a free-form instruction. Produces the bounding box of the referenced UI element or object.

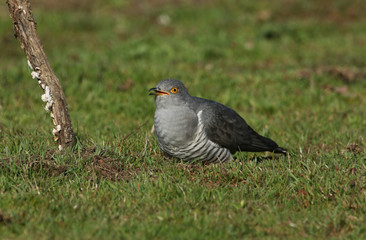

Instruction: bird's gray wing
[197,99,280,153]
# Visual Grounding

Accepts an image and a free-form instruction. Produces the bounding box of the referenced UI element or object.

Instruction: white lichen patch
[52,125,61,135]
[27,59,33,70]
[31,71,40,79]
[41,86,53,112]
[45,101,53,112]
[41,86,49,102]
[58,145,63,151]
[41,94,47,102]
[18,5,26,14]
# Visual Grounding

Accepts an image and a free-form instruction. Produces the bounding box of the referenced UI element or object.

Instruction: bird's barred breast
[154,109,233,163]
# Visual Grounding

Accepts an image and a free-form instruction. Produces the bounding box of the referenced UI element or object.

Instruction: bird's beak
[148,87,170,96]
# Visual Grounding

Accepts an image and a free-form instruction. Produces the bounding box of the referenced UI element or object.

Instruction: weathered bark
[7,0,74,150]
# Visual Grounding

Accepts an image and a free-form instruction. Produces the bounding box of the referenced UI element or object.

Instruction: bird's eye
[170,87,178,94]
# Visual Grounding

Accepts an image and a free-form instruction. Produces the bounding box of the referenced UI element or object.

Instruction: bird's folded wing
[199,101,279,153]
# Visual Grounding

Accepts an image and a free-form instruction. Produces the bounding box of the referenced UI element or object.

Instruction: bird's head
[149,79,190,107]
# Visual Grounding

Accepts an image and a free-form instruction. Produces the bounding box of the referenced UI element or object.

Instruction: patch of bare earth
[294,66,366,84]
[273,0,366,23]
[345,143,365,155]
[1,149,249,187]
[0,148,141,182]
[88,151,140,182]
[293,66,366,98]
[0,213,12,225]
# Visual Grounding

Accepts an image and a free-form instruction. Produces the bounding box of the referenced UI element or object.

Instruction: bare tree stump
[7,0,74,150]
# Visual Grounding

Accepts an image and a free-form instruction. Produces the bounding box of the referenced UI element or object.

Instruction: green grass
[0,0,365,239]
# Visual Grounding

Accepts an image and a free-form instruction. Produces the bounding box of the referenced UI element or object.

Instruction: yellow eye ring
[170,87,178,94]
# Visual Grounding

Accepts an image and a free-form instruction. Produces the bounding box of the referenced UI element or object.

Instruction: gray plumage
[149,79,287,163]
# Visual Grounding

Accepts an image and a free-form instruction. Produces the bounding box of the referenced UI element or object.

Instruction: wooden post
[7,0,74,150]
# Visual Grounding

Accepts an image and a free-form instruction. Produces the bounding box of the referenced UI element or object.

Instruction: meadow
[0,0,365,239]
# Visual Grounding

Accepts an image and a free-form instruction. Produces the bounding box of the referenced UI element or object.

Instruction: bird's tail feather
[273,146,288,155]
[250,134,288,155]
